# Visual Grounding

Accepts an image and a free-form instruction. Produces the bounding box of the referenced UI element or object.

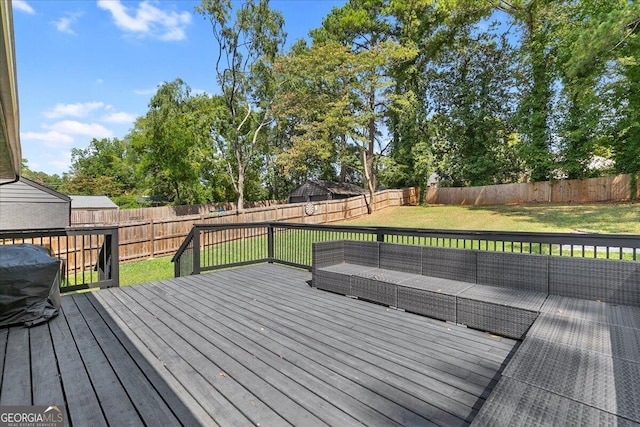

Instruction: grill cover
[0,244,61,327]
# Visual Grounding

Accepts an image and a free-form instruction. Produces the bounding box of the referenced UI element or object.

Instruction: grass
[119,256,175,286]
[342,203,640,234]
[105,202,639,287]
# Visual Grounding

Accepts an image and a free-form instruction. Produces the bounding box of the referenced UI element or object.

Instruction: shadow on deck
[0,264,517,426]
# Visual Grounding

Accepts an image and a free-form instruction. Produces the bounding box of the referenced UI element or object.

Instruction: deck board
[73,294,183,426]
[48,300,108,427]
[1,327,30,405]
[0,264,518,426]
[137,280,429,426]
[146,278,438,426]
[180,272,485,421]
[215,267,510,381]
[29,321,66,407]
[83,292,218,427]
[94,288,257,426]
[60,297,141,426]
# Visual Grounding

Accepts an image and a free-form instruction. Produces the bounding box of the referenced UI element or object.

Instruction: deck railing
[0,226,119,292]
[172,222,640,277]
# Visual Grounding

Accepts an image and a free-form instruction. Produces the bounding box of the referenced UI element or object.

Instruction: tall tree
[197,0,286,211]
[130,79,220,205]
[386,0,484,190]
[64,137,136,196]
[310,0,417,213]
[427,28,522,186]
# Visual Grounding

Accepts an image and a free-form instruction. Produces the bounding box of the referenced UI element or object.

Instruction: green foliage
[129,79,236,205]
[21,0,640,207]
[427,28,523,186]
[197,0,286,211]
[63,137,136,196]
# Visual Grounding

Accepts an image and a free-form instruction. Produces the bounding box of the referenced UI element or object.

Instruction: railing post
[174,256,181,278]
[376,231,385,243]
[267,224,274,263]
[192,226,201,275]
[110,227,119,287]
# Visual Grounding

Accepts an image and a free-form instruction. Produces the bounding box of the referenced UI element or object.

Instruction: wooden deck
[0,264,517,426]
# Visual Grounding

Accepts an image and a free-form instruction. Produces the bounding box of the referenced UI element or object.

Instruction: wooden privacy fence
[116,188,418,262]
[71,199,283,224]
[426,174,638,206]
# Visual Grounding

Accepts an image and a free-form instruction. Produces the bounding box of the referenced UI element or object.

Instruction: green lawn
[119,255,175,286]
[113,202,639,287]
[342,203,640,234]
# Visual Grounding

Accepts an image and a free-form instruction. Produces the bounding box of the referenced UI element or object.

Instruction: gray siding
[0,179,70,230]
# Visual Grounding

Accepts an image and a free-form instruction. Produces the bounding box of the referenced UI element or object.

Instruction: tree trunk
[361,148,375,215]
[236,156,245,213]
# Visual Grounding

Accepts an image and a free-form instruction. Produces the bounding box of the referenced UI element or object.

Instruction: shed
[0,178,71,230]
[70,195,119,211]
[288,180,366,204]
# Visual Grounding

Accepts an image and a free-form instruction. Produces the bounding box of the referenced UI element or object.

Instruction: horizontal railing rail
[172,222,640,277]
[0,226,120,292]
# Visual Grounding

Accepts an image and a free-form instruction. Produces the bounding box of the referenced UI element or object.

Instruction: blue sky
[12,0,346,175]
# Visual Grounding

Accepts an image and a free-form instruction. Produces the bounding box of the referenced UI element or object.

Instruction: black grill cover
[0,244,61,327]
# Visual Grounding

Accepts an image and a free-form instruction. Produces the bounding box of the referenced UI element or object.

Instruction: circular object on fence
[304,202,315,216]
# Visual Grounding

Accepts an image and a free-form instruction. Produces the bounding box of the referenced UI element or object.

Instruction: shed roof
[70,195,118,210]
[288,180,366,198]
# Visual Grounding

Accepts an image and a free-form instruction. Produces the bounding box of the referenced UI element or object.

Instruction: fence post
[376,231,385,243]
[192,226,201,275]
[267,224,274,263]
[150,220,155,258]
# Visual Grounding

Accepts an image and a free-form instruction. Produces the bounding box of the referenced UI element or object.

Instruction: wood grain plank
[133,284,389,427]
[84,292,218,427]
[0,327,30,405]
[117,286,330,427]
[164,274,475,425]
[60,297,141,426]
[30,323,65,406]
[140,280,437,427]
[92,289,264,427]
[72,294,183,426]
[48,304,107,427]
[214,267,509,383]
[186,273,488,411]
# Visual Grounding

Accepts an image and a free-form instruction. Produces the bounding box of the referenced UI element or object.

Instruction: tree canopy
[25,0,640,209]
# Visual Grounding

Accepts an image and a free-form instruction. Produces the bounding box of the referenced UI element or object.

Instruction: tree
[427,28,522,186]
[130,79,222,205]
[309,0,418,213]
[197,0,286,211]
[386,0,485,189]
[64,137,136,196]
[20,159,64,190]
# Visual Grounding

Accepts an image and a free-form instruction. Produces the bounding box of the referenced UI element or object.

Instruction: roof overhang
[0,1,21,184]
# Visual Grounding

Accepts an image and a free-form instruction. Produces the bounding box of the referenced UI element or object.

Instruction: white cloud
[13,0,35,14]
[97,0,191,41]
[48,152,73,173]
[21,131,75,147]
[101,112,136,124]
[43,102,106,119]
[134,87,157,95]
[96,78,104,84]
[53,12,84,35]
[44,120,113,138]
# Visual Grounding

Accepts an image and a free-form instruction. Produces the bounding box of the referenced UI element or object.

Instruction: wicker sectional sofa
[312,240,640,339]
[313,239,640,424]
